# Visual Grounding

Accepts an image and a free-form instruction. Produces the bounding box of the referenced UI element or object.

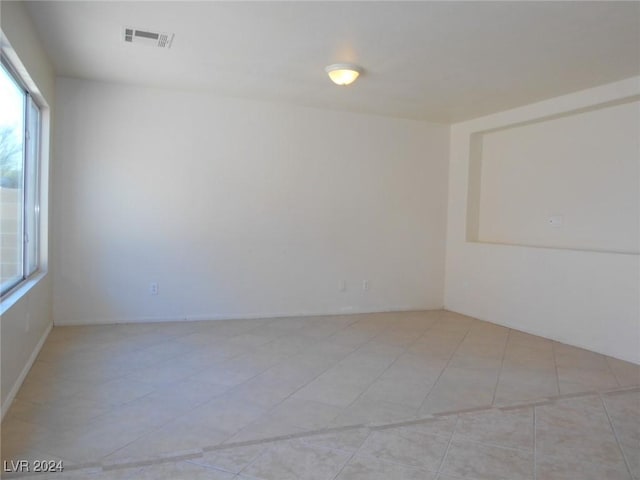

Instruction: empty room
[0,1,639,479]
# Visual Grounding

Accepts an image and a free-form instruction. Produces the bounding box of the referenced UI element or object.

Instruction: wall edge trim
[1,321,53,421]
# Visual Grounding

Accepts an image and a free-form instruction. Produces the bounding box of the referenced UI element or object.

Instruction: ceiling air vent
[124,27,174,49]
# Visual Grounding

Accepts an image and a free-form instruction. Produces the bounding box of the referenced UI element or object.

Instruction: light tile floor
[1,310,638,479]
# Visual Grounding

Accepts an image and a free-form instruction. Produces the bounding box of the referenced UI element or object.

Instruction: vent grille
[124,27,174,49]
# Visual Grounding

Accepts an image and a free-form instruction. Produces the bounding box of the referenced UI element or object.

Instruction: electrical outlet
[548,215,563,227]
[362,280,370,291]
[339,280,347,292]
[150,282,159,295]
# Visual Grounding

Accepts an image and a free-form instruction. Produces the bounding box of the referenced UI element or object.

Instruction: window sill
[0,271,48,317]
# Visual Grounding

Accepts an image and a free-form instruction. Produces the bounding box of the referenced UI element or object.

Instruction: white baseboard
[1,322,53,421]
[444,305,640,366]
[53,305,443,327]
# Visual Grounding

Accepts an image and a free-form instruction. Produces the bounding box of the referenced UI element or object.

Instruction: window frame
[0,54,42,298]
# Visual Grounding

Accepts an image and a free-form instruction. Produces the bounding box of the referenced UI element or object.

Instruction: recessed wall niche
[466,97,640,255]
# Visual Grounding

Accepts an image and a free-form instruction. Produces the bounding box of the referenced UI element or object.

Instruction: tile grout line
[150,316,365,447]
[191,316,385,449]
[111,424,370,474]
[66,321,307,470]
[327,444,447,477]
[603,356,623,389]
[235,440,276,478]
[490,328,512,406]
[550,341,562,397]
[48,323,284,453]
[417,324,474,414]
[305,314,368,346]
[235,316,412,430]
[437,431,538,455]
[435,415,460,477]
[6,386,638,479]
[598,393,635,480]
[328,441,366,480]
[176,315,322,389]
[106,386,635,472]
[94,387,226,466]
[328,318,442,421]
[7,316,639,478]
[329,426,374,480]
[533,405,537,480]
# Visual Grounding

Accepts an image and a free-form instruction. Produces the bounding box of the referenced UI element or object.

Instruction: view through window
[0,59,40,295]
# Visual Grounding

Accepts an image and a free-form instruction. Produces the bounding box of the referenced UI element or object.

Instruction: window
[0,57,41,296]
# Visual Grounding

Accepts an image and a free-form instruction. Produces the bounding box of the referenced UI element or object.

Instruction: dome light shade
[325,64,362,86]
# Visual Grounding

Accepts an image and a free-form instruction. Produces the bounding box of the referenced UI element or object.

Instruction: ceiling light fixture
[325,64,363,86]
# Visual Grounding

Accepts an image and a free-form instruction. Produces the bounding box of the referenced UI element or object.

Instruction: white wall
[476,100,639,253]
[445,77,640,364]
[1,0,55,415]
[53,78,449,325]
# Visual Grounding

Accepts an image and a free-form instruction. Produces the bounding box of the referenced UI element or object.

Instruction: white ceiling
[26,1,640,122]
